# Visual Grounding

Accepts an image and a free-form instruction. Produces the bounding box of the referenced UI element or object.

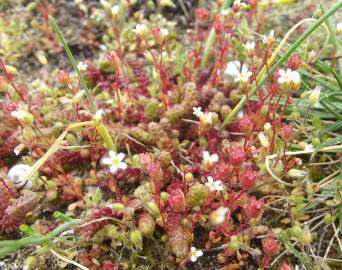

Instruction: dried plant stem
[78,217,124,228]
[321,227,340,267]
[50,248,90,270]
[265,145,342,187]
[21,121,93,183]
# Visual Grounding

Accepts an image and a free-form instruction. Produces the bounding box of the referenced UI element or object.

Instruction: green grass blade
[201,0,234,67]
[320,2,342,77]
[220,1,342,130]
[49,16,97,114]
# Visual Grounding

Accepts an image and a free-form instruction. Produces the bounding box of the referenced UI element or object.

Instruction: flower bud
[300,230,312,245]
[308,50,317,63]
[214,20,224,35]
[240,170,258,190]
[323,213,333,225]
[262,236,280,257]
[278,262,294,270]
[195,8,209,21]
[280,124,293,141]
[209,207,229,226]
[238,116,253,133]
[309,86,321,106]
[111,5,119,18]
[246,197,264,219]
[287,169,307,179]
[258,132,270,148]
[229,148,245,167]
[107,51,120,69]
[288,54,302,70]
[168,188,187,213]
[336,23,342,36]
[57,70,70,85]
[151,27,169,44]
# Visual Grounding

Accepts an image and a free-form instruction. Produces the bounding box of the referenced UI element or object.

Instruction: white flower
[10,104,33,124]
[336,22,342,35]
[288,168,307,179]
[190,247,203,262]
[7,164,33,189]
[203,151,218,165]
[193,107,214,125]
[264,122,271,131]
[244,41,255,56]
[304,143,314,151]
[193,107,203,118]
[222,9,229,16]
[160,28,169,39]
[200,112,214,124]
[225,61,252,84]
[234,65,252,84]
[132,24,148,36]
[99,44,107,51]
[233,0,246,9]
[94,109,103,121]
[11,109,26,120]
[258,132,269,148]
[309,86,321,106]
[278,68,301,91]
[308,50,317,63]
[77,62,88,72]
[205,176,224,191]
[103,151,127,173]
[225,61,241,78]
[209,207,229,226]
[263,29,275,47]
[237,110,244,119]
[111,5,119,16]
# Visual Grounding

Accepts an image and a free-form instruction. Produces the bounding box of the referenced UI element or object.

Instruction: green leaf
[320,120,342,135]
[310,135,342,160]
[92,188,103,206]
[49,16,97,114]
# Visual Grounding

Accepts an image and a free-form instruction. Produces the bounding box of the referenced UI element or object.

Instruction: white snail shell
[7,164,33,190]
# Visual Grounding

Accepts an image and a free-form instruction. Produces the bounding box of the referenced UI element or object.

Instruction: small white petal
[118,162,127,170]
[102,158,112,165]
[109,150,117,159]
[203,151,210,160]
[117,152,125,161]
[196,250,203,257]
[110,165,118,173]
[211,154,218,162]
